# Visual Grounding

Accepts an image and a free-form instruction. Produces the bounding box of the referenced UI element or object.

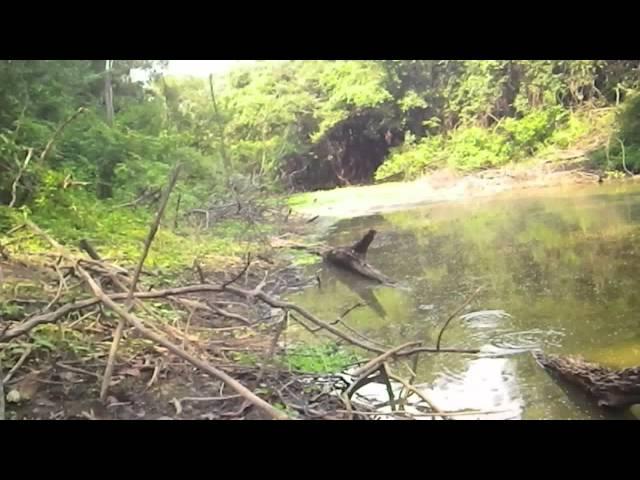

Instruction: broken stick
[100,163,181,402]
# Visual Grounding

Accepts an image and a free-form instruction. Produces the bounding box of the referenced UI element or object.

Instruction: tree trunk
[104,60,114,126]
[97,60,115,199]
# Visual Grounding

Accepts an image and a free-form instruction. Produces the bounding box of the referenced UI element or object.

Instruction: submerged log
[323,230,393,284]
[533,351,640,408]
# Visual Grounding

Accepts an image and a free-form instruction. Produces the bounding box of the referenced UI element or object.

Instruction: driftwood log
[323,230,393,284]
[533,351,640,408]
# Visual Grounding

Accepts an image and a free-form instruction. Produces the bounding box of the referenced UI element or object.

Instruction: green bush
[500,107,565,155]
[618,92,640,145]
[446,126,511,170]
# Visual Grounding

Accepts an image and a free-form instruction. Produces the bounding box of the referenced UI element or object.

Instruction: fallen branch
[2,278,482,356]
[352,342,421,378]
[40,107,86,163]
[8,148,34,208]
[101,163,181,401]
[78,239,102,261]
[0,358,4,420]
[618,137,632,176]
[222,253,252,288]
[76,266,287,420]
[386,371,446,419]
[3,345,33,384]
[207,303,253,326]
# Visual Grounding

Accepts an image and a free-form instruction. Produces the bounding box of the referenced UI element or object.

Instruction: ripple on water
[489,328,565,353]
[424,357,524,420]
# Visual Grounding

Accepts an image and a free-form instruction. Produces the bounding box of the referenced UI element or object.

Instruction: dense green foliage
[3,59,640,235]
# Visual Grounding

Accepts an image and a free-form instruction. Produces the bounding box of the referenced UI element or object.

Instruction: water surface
[289,182,640,419]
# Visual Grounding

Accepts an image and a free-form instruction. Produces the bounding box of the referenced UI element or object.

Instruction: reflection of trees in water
[320,263,388,319]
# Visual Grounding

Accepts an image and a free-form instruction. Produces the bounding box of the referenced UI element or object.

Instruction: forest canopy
[2,59,640,215]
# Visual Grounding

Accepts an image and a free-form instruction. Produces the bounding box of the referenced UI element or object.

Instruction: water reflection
[289,183,640,419]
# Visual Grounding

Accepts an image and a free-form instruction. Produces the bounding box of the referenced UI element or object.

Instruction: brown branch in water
[338,302,365,321]
[436,286,483,351]
[101,163,181,402]
[76,266,287,420]
[352,342,421,378]
[8,148,34,208]
[352,229,377,257]
[40,107,86,163]
[386,371,447,420]
[379,363,397,411]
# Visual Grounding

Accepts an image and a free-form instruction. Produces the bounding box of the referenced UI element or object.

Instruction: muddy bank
[291,160,637,220]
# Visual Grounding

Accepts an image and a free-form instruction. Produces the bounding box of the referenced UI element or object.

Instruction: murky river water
[288,182,640,419]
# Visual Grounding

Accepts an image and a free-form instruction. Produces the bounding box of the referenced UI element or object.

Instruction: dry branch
[9,148,34,208]
[2,281,480,356]
[77,266,287,420]
[40,107,86,163]
[222,253,252,288]
[78,239,102,261]
[436,286,483,350]
[3,345,33,384]
[101,163,182,401]
[352,342,421,378]
[386,371,446,419]
[0,358,4,420]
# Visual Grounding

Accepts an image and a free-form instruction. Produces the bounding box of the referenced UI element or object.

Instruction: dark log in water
[323,230,393,284]
[533,351,640,409]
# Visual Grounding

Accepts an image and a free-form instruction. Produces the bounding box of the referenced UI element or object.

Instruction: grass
[234,342,359,375]
[1,195,269,278]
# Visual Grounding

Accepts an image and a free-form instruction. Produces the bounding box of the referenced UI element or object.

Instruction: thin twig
[146,358,163,389]
[44,262,67,311]
[618,137,632,175]
[339,302,366,320]
[222,253,252,288]
[0,358,4,421]
[182,309,195,350]
[386,371,447,420]
[55,362,100,379]
[193,259,206,283]
[436,286,483,351]
[207,303,252,326]
[173,193,182,230]
[9,148,33,208]
[352,342,421,378]
[100,163,182,401]
[3,345,33,384]
[39,107,86,163]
